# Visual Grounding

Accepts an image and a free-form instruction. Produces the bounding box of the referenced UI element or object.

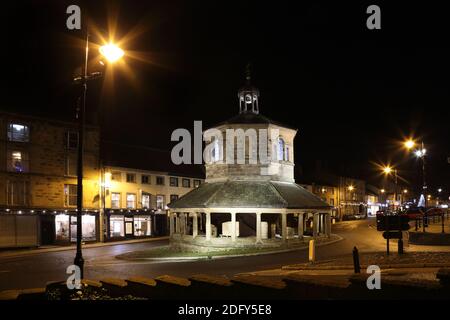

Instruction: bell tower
[238,64,260,114]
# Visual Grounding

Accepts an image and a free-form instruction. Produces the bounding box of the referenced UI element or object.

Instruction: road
[0,218,438,291]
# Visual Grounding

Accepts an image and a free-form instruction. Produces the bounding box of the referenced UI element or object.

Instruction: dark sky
[2,1,450,198]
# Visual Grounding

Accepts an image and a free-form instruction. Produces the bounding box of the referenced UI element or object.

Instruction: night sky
[2,1,450,198]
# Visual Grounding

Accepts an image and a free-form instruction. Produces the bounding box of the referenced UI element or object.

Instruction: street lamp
[404,138,428,207]
[382,166,398,210]
[73,32,124,279]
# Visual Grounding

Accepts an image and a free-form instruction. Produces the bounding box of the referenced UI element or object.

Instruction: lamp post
[404,139,427,208]
[383,166,398,211]
[73,31,124,278]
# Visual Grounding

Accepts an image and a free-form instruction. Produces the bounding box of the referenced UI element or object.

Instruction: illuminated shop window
[55,214,70,241]
[70,215,96,242]
[110,215,124,238]
[134,216,151,236]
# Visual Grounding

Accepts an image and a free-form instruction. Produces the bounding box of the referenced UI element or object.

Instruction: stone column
[297,212,304,239]
[231,211,237,242]
[281,212,287,242]
[326,211,332,238]
[192,213,198,239]
[205,211,211,241]
[175,213,180,234]
[169,212,174,236]
[313,212,319,238]
[256,212,262,243]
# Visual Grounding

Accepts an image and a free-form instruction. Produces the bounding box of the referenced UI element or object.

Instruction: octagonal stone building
[168,73,332,252]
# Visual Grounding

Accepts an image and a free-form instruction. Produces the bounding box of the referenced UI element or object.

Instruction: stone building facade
[0,112,100,247]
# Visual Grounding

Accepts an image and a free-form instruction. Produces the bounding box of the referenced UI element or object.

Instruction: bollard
[309,239,315,264]
[352,246,361,273]
[398,239,404,254]
[442,213,445,233]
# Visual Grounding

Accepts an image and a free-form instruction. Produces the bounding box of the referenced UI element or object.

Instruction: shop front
[106,210,154,241]
[54,211,98,243]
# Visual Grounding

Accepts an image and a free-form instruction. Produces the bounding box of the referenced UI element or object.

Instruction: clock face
[245,94,252,104]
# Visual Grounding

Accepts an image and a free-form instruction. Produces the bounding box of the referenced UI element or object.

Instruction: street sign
[376,214,410,231]
[383,231,402,239]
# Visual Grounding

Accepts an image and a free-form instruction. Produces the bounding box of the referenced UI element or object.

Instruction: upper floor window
[7,180,29,206]
[141,193,150,209]
[277,137,289,162]
[170,177,179,187]
[111,192,121,209]
[7,150,29,173]
[64,184,77,207]
[126,193,136,209]
[156,195,165,210]
[141,175,150,184]
[66,131,78,149]
[126,173,136,183]
[156,176,165,185]
[194,179,201,188]
[8,123,29,142]
[170,194,179,202]
[111,171,122,182]
[182,178,191,188]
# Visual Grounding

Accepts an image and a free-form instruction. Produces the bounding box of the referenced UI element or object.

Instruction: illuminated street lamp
[404,139,415,150]
[382,166,398,210]
[73,33,124,279]
[348,185,354,192]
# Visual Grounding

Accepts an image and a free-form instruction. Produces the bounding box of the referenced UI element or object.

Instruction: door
[40,215,55,245]
[125,217,134,238]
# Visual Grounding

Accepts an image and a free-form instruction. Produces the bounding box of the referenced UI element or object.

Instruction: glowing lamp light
[404,139,415,150]
[381,189,385,193]
[99,43,124,63]
[383,166,392,175]
[348,185,354,191]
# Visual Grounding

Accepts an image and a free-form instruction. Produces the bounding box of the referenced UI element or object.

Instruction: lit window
[64,184,77,206]
[111,192,121,208]
[156,195,165,210]
[277,138,285,161]
[142,193,150,209]
[8,150,29,172]
[8,123,29,142]
[109,215,124,238]
[126,193,136,209]
[194,179,201,188]
[211,139,220,162]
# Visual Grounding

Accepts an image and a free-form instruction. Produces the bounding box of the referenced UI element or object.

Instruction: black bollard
[352,246,361,274]
[398,239,404,254]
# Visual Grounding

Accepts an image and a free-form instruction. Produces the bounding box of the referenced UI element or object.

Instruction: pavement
[1,217,449,291]
[0,237,169,259]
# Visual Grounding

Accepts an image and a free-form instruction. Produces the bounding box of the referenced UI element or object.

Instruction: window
[170,177,178,187]
[330,199,335,206]
[156,176,165,185]
[64,184,77,206]
[7,150,29,173]
[8,123,29,142]
[110,215,124,238]
[126,193,136,209]
[111,192,121,209]
[65,153,77,176]
[7,181,29,206]
[55,214,70,241]
[70,215,96,242]
[111,171,122,182]
[277,137,285,161]
[285,146,290,162]
[211,138,220,162]
[134,216,151,236]
[141,175,150,184]
[126,173,136,183]
[194,179,201,188]
[182,178,191,188]
[156,195,165,210]
[142,193,150,209]
[66,131,78,149]
[170,194,179,202]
